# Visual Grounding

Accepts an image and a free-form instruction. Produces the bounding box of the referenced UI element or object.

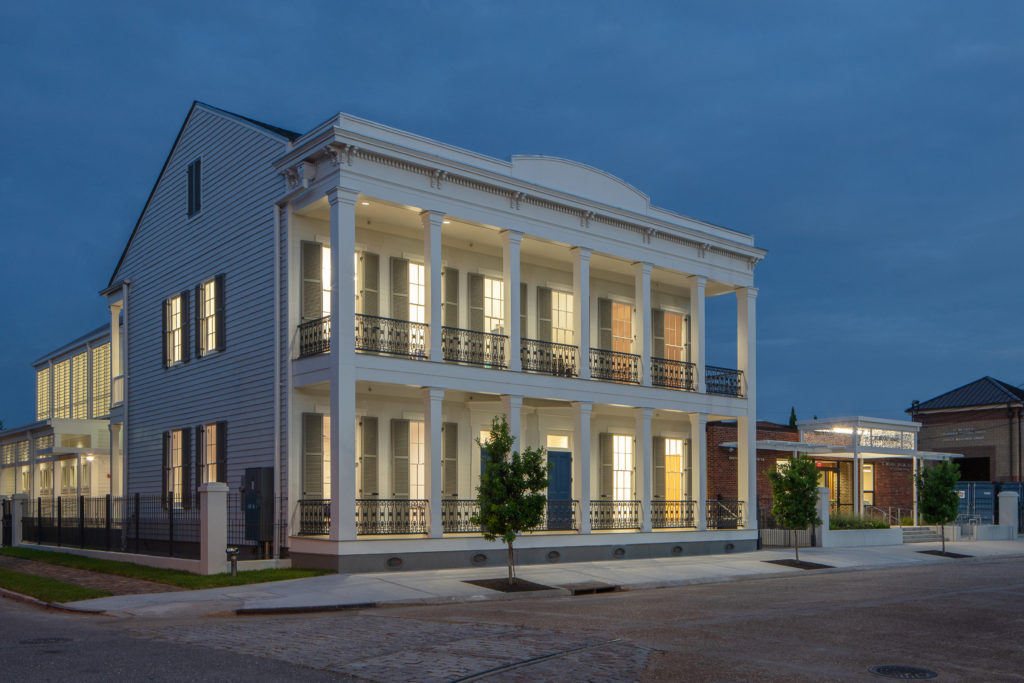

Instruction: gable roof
[105,102,297,287]
[909,376,1024,413]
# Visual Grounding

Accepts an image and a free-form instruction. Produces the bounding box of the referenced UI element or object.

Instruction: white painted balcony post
[329,185,358,541]
[636,407,653,531]
[689,276,707,393]
[421,210,445,363]
[573,401,593,533]
[199,482,229,575]
[11,493,27,546]
[424,387,444,538]
[502,230,523,372]
[501,394,522,448]
[690,413,708,530]
[572,247,591,379]
[737,286,757,528]
[634,263,652,386]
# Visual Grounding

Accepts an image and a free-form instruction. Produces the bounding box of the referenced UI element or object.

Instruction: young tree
[788,407,798,429]
[767,455,822,562]
[915,460,960,554]
[471,414,549,584]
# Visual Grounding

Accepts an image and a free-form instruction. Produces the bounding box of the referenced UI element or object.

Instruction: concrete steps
[902,526,943,544]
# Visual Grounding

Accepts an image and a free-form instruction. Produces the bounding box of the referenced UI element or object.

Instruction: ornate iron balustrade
[355,314,428,358]
[441,499,480,533]
[298,316,331,358]
[651,500,697,529]
[530,500,579,532]
[590,500,642,530]
[356,498,428,535]
[705,366,744,397]
[651,357,696,391]
[521,339,578,377]
[589,348,640,384]
[706,499,745,529]
[297,499,330,536]
[441,327,507,368]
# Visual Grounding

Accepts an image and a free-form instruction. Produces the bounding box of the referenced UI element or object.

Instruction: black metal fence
[651,358,696,391]
[590,348,640,384]
[590,500,642,530]
[441,499,478,533]
[356,498,428,535]
[226,494,289,559]
[651,500,697,528]
[298,316,331,357]
[355,314,428,358]
[21,495,201,558]
[707,499,745,529]
[297,498,330,536]
[705,366,744,397]
[758,506,815,548]
[442,327,507,368]
[521,339,578,377]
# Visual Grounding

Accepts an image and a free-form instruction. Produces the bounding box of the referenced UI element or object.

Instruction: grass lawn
[0,547,331,589]
[0,567,112,603]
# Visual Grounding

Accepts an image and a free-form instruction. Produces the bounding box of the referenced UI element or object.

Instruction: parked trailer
[955,482,996,525]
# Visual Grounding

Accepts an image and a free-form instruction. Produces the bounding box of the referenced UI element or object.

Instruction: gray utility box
[243,467,274,543]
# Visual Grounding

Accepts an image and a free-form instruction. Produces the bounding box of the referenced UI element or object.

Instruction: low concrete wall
[976,524,1015,541]
[19,543,202,573]
[820,527,903,548]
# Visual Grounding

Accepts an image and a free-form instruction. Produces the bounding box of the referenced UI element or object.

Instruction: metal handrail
[589,348,641,384]
[521,338,578,377]
[441,327,508,368]
[354,313,428,358]
[651,357,696,391]
[705,365,744,397]
[297,316,331,358]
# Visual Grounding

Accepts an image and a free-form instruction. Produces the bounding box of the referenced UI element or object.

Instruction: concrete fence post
[816,487,831,547]
[998,491,1019,537]
[11,493,28,546]
[200,482,229,575]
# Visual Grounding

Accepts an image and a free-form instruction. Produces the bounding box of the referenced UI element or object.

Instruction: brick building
[908,377,1024,482]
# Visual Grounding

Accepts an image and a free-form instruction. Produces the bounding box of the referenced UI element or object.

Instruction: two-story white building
[102,102,765,572]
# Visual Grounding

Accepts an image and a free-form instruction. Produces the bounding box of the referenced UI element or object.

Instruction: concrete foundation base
[291,537,757,573]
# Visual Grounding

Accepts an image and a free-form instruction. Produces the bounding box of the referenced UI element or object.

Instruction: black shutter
[215,274,225,352]
[599,433,613,499]
[537,287,552,342]
[187,162,194,216]
[216,421,227,483]
[194,425,204,493]
[520,282,528,337]
[443,422,458,498]
[181,428,192,509]
[194,284,203,358]
[161,431,170,509]
[360,417,379,497]
[598,298,612,350]
[302,414,324,499]
[391,419,410,498]
[652,309,665,359]
[180,290,190,363]
[390,257,409,320]
[192,159,201,215]
[361,253,379,316]
[301,242,323,321]
[653,436,666,499]
[468,273,484,332]
[443,267,459,327]
[162,300,169,368]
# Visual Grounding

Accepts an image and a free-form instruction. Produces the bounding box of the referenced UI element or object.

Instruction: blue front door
[547,451,573,530]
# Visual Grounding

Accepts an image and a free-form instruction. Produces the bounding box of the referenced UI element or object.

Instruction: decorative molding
[282,167,299,189]
[429,169,448,190]
[510,191,525,210]
[580,210,594,229]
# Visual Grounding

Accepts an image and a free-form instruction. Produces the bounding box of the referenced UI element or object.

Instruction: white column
[109,304,122,378]
[424,387,444,538]
[690,276,707,393]
[11,493,27,546]
[737,286,757,528]
[573,401,593,533]
[502,230,523,372]
[76,455,82,497]
[852,429,861,516]
[634,262,652,386]
[636,407,653,532]
[110,424,122,496]
[572,247,591,379]
[199,482,229,575]
[690,413,708,530]
[421,210,444,363]
[816,486,831,547]
[501,395,522,448]
[912,456,919,524]
[328,185,359,541]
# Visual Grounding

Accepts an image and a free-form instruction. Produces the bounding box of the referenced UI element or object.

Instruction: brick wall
[914,407,1022,481]
[872,460,914,513]
[706,421,799,510]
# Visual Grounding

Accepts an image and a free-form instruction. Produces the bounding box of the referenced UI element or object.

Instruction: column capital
[327,186,360,207]
[571,246,592,262]
[421,386,445,402]
[634,406,654,420]
[689,412,708,426]
[632,261,653,276]
[689,274,707,288]
[572,401,593,413]
[419,209,446,228]
[501,228,524,244]
[736,286,759,300]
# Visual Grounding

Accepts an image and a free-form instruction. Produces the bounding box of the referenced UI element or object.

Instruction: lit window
[613,435,633,501]
[321,246,332,317]
[862,463,875,507]
[81,459,92,495]
[409,421,425,499]
[200,423,222,484]
[20,466,30,494]
[409,264,426,323]
[484,277,504,333]
[322,415,332,500]
[664,312,687,361]
[546,434,569,450]
[187,158,201,217]
[0,445,12,465]
[165,430,184,505]
[36,367,50,420]
[61,460,77,494]
[17,441,29,462]
[91,343,111,418]
[665,438,687,500]
[165,294,185,366]
[611,302,632,353]
[71,352,88,419]
[53,360,70,419]
[39,463,53,496]
[551,291,574,345]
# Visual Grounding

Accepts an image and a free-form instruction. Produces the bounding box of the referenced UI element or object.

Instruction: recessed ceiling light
[443,220,451,224]
[360,201,370,206]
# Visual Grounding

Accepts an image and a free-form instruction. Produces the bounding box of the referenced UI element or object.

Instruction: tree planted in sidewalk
[471,414,549,584]
[915,460,960,554]
[767,455,821,562]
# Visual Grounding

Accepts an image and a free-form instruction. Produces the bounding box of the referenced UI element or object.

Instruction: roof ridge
[195,101,301,140]
[909,375,1024,412]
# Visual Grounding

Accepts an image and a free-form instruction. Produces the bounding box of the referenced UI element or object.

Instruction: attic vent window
[187,158,202,217]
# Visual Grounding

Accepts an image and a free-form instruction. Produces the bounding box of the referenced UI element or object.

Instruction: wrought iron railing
[441,499,480,533]
[651,500,697,529]
[298,498,330,536]
[651,357,696,391]
[589,348,640,384]
[441,327,507,368]
[705,366,744,397]
[298,316,331,358]
[531,500,579,532]
[356,498,428,535]
[590,500,642,530]
[441,499,579,533]
[355,313,428,358]
[706,499,745,529]
[521,339,578,377]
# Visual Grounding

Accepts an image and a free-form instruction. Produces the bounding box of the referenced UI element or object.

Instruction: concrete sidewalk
[67,539,1024,618]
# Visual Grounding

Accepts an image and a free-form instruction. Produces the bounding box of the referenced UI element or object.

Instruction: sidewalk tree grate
[869,665,938,679]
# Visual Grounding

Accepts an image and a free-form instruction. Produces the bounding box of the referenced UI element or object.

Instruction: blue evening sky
[1,1,1022,428]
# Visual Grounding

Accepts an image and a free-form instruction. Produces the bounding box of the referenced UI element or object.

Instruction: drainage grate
[20,637,72,645]
[869,665,938,679]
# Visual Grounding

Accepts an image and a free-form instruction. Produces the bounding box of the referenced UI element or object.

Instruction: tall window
[409,421,426,499]
[611,302,632,353]
[322,415,332,500]
[71,352,88,419]
[81,459,92,494]
[39,463,53,496]
[409,263,426,324]
[36,367,50,420]
[20,466,30,494]
[663,312,687,361]
[53,360,70,419]
[613,435,633,501]
[17,441,29,463]
[552,290,574,344]
[60,460,77,494]
[187,158,201,217]
[166,430,184,503]
[862,463,875,506]
[665,438,687,499]
[91,343,111,418]
[484,277,504,333]
[165,294,185,365]
[199,279,217,355]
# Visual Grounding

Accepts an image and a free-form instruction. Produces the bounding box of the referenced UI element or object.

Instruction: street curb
[0,586,108,615]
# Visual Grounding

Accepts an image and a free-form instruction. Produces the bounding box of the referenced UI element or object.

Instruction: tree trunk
[941,524,946,555]
[794,532,800,562]
[507,541,516,584]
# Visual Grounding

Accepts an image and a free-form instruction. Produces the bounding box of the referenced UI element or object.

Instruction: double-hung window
[613,435,634,501]
[199,422,227,486]
[164,293,188,366]
[162,429,192,508]
[484,277,504,334]
[197,276,224,356]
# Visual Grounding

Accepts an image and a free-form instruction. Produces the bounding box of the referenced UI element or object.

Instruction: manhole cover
[869,665,937,679]
[20,637,72,645]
